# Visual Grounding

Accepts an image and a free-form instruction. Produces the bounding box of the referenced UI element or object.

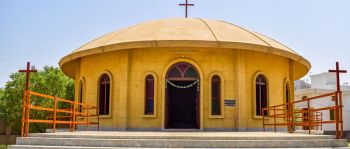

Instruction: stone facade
[74,47,295,130]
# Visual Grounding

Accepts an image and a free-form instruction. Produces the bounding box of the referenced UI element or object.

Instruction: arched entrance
[165,62,200,129]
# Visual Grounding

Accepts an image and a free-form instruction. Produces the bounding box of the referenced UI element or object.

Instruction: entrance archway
[165,62,200,129]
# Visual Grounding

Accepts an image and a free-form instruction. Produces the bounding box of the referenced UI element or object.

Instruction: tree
[0,88,3,100]
[294,79,311,90]
[0,66,74,134]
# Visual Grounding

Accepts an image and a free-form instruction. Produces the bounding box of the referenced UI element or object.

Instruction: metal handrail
[21,90,100,137]
[262,91,343,139]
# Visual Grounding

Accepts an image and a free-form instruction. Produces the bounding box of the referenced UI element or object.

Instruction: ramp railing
[262,91,344,139]
[21,90,99,137]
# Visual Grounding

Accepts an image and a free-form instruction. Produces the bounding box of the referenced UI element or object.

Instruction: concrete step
[27,131,336,140]
[11,137,348,148]
[9,131,349,148]
[9,145,115,149]
[8,145,350,149]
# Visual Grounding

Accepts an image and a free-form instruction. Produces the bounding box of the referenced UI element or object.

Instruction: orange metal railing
[262,91,344,139]
[21,90,99,137]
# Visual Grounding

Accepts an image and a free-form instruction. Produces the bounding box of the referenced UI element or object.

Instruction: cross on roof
[328,62,347,139]
[328,62,347,92]
[179,0,194,18]
[18,62,37,90]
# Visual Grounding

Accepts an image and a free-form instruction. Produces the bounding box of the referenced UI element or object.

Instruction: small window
[99,74,110,115]
[256,74,268,116]
[285,83,290,112]
[211,75,221,115]
[145,75,154,115]
[330,109,335,120]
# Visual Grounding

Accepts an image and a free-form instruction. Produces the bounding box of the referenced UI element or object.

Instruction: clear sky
[0,0,349,87]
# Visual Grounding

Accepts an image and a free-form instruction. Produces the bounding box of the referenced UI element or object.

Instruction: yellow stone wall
[75,47,293,130]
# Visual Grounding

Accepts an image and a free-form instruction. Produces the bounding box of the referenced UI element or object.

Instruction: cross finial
[18,62,37,90]
[179,0,194,18]
[328,62,347,92]
[328,62,347,139]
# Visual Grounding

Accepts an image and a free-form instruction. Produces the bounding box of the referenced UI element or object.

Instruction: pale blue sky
[0,0,350,87]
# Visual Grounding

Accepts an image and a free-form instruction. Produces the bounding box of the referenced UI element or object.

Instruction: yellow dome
[59,18,310,79]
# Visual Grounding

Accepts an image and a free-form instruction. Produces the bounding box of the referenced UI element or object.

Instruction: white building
[295,72,350,137]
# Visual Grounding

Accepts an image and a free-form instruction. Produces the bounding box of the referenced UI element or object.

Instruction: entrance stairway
[9,131,349,148]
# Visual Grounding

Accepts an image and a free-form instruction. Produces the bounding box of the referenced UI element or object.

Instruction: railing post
[69,104,72,131]
[97,113,100,131]
[320,113,323,131]
[72,102,76,132]
[291,102,294,133]
[21,90,27,137]
[273,107,276,132]
[338,91,344,138]
[307,99,311,134]
[316,114,318,131]
[97,106,100,131]
[25,91,31,137]
[86,105,89,131]
[286,103,290,133]
[53,96,57,133]
[334,92,340,139]
[262,108,265,132]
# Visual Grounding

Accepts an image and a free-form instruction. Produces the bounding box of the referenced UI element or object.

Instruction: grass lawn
[0,145,7,149]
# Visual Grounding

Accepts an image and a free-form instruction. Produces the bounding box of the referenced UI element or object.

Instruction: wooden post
[21,90,27,137]
[338,91,344,138]
[316,114,318,131]
[273,107,276,132]
[97,106,100,131]
[25,92,31,137]
[262,108,265,132]
[86,105,89,131]
[321,113,323,131]
[307,99,311,134]
[69,103,73,131]
[53,96,57,133]
[290,102,294,133]
[97,113,100,131]
[329,62,346,138]
[72,102,76,132]
[18,62,37,137]
[286,103,290,133]
[335,92,340,139]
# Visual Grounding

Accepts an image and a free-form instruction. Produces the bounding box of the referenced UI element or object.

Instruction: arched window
[167,63,198,80]
[256,74,268,116]
[78,80,83,112]
[211,75,221,115]
[145,75,154,115]
[99,74,110,115]
[285,82,290,112]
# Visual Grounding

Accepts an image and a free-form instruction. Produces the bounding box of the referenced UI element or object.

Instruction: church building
[59,18,311,131]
